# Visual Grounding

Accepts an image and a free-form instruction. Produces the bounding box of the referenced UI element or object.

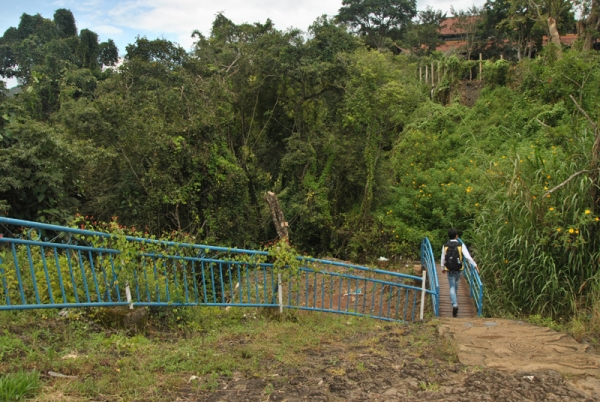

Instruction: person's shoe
[452,306,458,317]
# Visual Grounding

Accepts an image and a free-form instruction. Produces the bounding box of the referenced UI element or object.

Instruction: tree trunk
[265,191,288,240]
[578,0,600,51]
[547,17,563,52]
[264,191,288,314]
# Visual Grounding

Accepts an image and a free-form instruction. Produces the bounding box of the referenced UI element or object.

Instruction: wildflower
[576,229,579,234]
[596,217,599,222]
[549,207,554,211]
[557,228,561,232]
[547,175,551,179]
[475,203,479,207]
[569,228,574,234]
[585,210,591,215]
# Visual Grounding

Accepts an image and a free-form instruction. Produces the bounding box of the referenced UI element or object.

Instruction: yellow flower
[547,175,551,179]
[596,217,599,222]
[576,229,579,234]
[585,209,591,215]
[549,207,554,211]
[557,228,561,232]
[475,203,479,207]
[569,228,574,234]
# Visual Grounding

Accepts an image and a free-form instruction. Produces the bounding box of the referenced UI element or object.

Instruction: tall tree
[404,7,446,55]
[527,0,575,55]
[53,9,77,38]
[336,0,417,50]
[450,6,484,60]
[575,0,600,50]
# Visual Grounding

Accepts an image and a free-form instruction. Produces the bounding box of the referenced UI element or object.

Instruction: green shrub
[482,59,511,87]
[0,371,40,401]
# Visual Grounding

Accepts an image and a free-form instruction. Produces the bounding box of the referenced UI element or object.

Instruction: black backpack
[444,241,463,271]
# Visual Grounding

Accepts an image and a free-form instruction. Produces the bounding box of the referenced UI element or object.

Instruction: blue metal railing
[420,237,439,316]
[0,217,436,322]
[459,239,483,316]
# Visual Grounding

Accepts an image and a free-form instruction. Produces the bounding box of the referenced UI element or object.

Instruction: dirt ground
[187,319,600,402]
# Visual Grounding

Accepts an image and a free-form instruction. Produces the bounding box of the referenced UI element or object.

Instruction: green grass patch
[0,370,40,401]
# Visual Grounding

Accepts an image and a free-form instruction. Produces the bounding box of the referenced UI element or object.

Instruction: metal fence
[460,239,483,316]
[420,237,440,316]
[0,218,437,322]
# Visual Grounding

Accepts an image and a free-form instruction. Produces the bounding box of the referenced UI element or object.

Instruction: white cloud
[45,0,487,51]
[105,0,342,37]
[105,0,485,38]
[93,24,124,35]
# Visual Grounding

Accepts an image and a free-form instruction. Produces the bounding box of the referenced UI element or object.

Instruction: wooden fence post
[420,269,427,320]
[479,53,483,81]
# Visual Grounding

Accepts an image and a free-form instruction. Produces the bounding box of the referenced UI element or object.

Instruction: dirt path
[191,319,600,401]
[440,318,600,398]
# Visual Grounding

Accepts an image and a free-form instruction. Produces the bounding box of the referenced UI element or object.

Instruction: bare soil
[185,320,599,402]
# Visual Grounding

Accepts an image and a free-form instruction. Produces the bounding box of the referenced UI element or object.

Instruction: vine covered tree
[336,0,417,50]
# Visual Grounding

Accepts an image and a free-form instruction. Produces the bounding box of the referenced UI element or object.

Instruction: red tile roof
[439,17,480,36]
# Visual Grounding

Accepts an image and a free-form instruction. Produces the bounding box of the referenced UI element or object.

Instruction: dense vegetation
[1,4,599,328]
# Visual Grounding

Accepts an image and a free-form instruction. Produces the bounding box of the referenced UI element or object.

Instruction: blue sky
[1,0,483,88]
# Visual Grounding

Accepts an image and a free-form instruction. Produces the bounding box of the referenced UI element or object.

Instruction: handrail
[0,217,424,282]
[459,238,483,316]
[0,217,432,322]
[420,238,439,316]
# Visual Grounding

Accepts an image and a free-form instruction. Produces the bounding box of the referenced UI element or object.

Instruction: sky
[1,0,484,88]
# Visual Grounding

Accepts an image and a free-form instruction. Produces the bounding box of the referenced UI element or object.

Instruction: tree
[53,9,77,38]
[98,39,119,67]
[0,11,118,83]
[404,7,447,55]
[527,0,575,56]
[450,6,484,60]
[492,0,541,60]
[575,0,600,50]
[336,0,417,50]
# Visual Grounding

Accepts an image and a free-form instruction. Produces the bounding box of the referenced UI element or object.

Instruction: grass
[0,307,390,401]
[0,304,497,401]
[0,370,40,401]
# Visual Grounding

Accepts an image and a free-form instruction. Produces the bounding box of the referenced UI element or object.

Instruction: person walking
[441,228,478,317]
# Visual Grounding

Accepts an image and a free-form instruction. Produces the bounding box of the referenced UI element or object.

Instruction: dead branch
[542,169,591,198]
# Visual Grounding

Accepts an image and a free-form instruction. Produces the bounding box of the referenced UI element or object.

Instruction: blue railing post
[0,255,10,306]
[420,237,439,317]
[458,238,483,317]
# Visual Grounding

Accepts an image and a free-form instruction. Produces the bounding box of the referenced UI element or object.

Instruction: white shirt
[440,239,477,271]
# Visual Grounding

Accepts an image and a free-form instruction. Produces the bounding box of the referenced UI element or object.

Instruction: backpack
[444,241,463,271]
